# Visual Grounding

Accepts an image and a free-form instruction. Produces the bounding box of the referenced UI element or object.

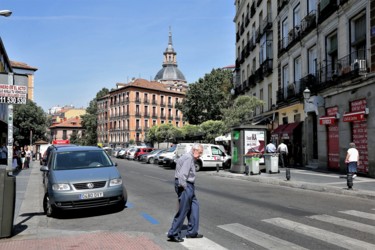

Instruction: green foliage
[221,95,264,130]
[200,120,226,143]
[80,88,109,145]
[13,100,48,146]
[178,68,233,124]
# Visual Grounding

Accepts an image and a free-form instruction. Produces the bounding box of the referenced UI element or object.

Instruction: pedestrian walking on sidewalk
[277,140,288,168]
[0,143,7,165]
[167,143,204,243]
[25,146,32,168]
[266,141,276,153]
[20,146,26,169]
[345,142,359,178]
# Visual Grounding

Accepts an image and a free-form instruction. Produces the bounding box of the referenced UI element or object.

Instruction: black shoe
[186,234,203,238]
[168,236,184,242]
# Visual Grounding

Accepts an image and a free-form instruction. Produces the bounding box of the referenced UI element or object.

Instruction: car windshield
[165,146,176,152]
[53,150,113,170]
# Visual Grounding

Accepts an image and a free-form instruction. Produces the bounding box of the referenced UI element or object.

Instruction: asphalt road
[36,158,375,249]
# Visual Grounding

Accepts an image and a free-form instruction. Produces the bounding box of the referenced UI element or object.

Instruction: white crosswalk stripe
[218,223,307,250]
[180,237,228,250]
[263,217,375,250]
[309,214,375,235]
[339,210,375,221]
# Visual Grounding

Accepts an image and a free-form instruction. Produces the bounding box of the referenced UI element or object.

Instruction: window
[294,56,301,91]
[308,0,317,13]
[282,65,289,96]
[293,4,301,27]
[308,46,317,75]
[63,130,67,140]
[282,18,288,48]
[351,13,366,55]
[326,34,338,75]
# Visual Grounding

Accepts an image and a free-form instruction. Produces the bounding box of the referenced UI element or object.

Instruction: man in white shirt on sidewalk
[277,140,288,168]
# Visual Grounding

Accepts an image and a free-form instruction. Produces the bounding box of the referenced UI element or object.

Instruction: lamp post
[303,88,311,167]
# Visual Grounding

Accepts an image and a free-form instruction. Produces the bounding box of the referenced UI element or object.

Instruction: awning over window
[343,110,367,122]
[281,122,302,139]
[271,124,288,137]
[319,115,337,125]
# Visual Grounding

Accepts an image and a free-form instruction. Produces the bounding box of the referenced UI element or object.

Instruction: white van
[175,143,231,171]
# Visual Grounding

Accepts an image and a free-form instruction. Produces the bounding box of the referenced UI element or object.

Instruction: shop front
[343,98,369,174]
[319,107,340,170]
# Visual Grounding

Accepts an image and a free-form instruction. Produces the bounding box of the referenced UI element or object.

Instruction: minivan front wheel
[43,193,56,217]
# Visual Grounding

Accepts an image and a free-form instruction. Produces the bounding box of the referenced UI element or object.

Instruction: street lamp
[303,87,311,167]
[0,10,12,17]
[303,87,311,101]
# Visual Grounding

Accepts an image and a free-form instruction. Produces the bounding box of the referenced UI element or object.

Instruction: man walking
[167,143,204,242]
[277,140,288,168]
[345,142,359,178]
[266,141,276,153]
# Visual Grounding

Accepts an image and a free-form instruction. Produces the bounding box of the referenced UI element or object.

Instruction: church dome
[155,65,186,82]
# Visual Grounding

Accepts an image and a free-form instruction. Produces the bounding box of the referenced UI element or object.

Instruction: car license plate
[79,192,103,199]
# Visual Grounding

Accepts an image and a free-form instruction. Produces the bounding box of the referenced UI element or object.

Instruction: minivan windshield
[53,150,113,170]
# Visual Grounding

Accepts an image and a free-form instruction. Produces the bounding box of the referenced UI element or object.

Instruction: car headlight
[109,178,123,186]
[52,183,71,191]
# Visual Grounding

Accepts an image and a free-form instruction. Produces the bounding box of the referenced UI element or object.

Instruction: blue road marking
[141,212,159,225]
[126,202,134,208]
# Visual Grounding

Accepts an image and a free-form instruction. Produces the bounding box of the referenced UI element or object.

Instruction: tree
[221,95,264,131]
[13,100,48,146]
[177,68,233,124]
[155,123,182,143]
[199,120,226,143]
[80,88,109,145]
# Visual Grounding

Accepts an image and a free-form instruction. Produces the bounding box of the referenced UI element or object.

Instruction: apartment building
[97,31,186,147]
[234,0,375,177]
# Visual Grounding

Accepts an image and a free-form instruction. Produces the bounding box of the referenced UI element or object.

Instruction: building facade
[234,0,375,177]
[97,31,187,147]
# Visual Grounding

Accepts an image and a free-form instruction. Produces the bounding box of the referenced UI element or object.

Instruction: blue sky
[0,0,235,112]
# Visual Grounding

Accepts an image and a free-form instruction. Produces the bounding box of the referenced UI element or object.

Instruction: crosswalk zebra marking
[218,223,307,250]
[180,237,228,250]
[309,214,375,235]
[263,217,375,250]
[339,210,375,221]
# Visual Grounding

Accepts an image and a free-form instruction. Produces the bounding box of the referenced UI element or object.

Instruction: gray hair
[349,142,356,148]
[191,143,203,152]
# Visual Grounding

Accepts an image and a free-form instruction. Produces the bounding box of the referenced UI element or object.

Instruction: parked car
[157,146,177,166]
[126,148,137,160]
[151,149,167,165]
[140,149,165,164]
[134,147,154,161]
[117,148,128,159]
[112,148,122,158]
[40,145,127,217]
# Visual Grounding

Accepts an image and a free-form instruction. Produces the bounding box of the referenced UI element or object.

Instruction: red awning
[271,124,288,137]
[343,110,367,122]
[281,122,301,139]
[319,115,337,125]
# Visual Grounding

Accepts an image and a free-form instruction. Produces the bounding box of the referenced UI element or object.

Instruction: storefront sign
[326,107,339,169]
[319,116,336,125]
[343,111,367,122]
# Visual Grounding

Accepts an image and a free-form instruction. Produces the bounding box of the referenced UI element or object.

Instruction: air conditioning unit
[351,59,367,73]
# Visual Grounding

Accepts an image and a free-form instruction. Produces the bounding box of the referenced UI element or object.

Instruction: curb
[208,172,375,200]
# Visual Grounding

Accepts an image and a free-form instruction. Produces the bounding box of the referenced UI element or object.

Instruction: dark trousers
[168,179,199,238]
[280,152,288,168]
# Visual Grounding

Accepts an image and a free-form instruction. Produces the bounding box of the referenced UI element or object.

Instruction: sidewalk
[209,166,375,200]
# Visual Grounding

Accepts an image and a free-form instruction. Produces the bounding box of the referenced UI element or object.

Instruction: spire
[167,26,174,53]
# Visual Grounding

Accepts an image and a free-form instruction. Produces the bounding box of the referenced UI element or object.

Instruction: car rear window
[53,150,113,170]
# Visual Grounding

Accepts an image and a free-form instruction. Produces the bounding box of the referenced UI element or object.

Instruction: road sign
[0,84,27,104]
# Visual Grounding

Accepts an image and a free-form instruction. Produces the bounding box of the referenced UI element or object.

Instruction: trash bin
[0,167,16,238]
[264,153,280,174]
[244,155,261,175]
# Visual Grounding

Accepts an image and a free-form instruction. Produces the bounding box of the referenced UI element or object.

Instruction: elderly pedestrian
[167,143,204,242]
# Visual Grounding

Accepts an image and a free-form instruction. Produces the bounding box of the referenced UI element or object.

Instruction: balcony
[135,98,141,104]
[261,14,272,33]
[160,114,166,119]
[288,26,301,47]
[261,59,273,77]
[318,0,338,24]
[160,101,165,107]
[144,112,150,118]
[143,98,149,104]
[250,3,256,18]
[248,75,256,88]
[300,11,316,37]
[255,28,261,43]
[240,23,245,35]
[135,126,142,131]
[135,112,141,117]
[245,14,250,27]
[278,0,289,13]
[243,79,249,91]
[168,114,173,120]
[168,102,173,108]
[254,67,264,83]
[152,100,157,105]
[152,113,158,119]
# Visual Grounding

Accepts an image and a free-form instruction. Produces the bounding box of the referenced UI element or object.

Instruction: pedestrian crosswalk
[179,208,375,250]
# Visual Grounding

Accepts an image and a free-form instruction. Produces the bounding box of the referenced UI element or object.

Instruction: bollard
[347,173,353,189]
[244,164,249,176]
[216,163,220,173]
[286,168,291,181]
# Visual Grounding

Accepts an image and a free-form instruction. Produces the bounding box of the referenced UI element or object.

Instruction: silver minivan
[40,146,127,217]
